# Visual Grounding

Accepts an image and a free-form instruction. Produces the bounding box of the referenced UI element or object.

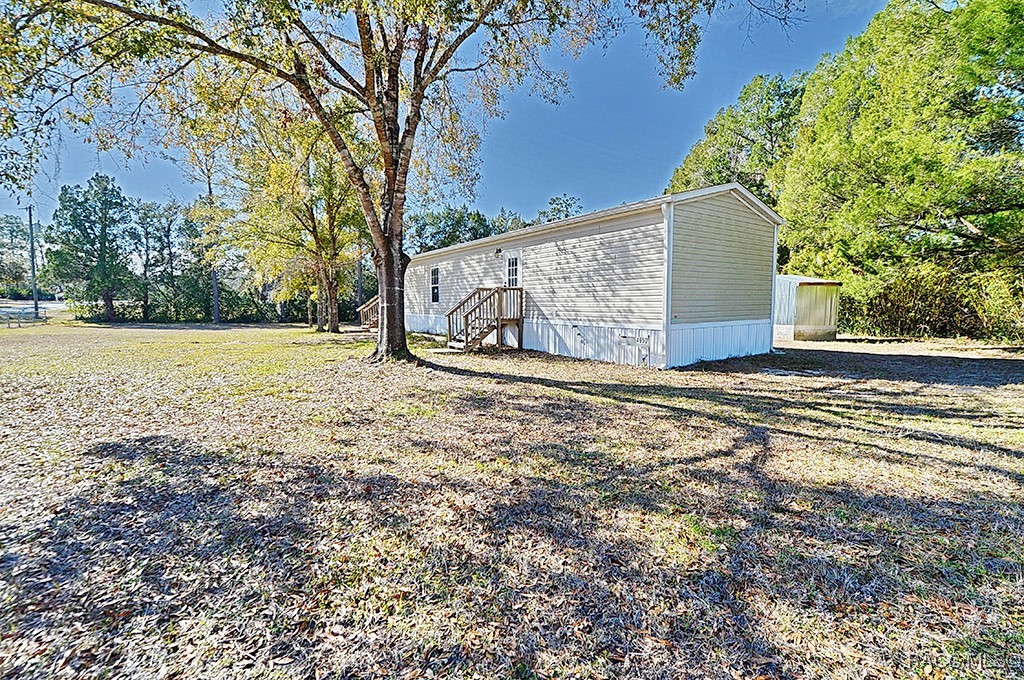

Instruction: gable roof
[409,182,784,262]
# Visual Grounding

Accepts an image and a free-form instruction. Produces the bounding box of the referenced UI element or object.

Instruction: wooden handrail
[357,294,380,328]
[461,289,498,319]
[356,295,378,313]
[461,289,499,352]
[446,286,524,351]
[448,289,483,341]
[445,287,489,316]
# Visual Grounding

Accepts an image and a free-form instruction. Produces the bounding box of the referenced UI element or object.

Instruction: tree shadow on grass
[0,435,341,678]
[430,350,1024,468]
[488,402,1021,675]
[334,461,800,677]
[4,334,1023,679]
[422,349,1024,676]
[3,433,721,678]
[753,346,1024,388]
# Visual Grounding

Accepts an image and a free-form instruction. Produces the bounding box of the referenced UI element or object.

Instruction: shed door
[793,284,840,340]
[795,285,837,328]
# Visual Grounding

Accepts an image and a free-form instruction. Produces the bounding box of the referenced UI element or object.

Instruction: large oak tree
[2,0,802,359]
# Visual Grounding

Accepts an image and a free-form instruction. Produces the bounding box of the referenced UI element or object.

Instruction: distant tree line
[26,164,576,324]
[36,173,375,327]
[0,214,41,300]
[407,193,583,254]
[668,0,1024,340]
[39,174,258,323]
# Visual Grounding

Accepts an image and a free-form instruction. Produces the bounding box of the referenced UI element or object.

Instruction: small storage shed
[404,183,783,368]
[773,275,842,342]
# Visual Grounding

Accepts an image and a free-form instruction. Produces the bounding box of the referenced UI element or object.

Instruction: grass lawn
[0,323,1022,679]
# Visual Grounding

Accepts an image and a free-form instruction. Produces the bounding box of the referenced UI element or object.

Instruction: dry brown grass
[0,324,1021,679]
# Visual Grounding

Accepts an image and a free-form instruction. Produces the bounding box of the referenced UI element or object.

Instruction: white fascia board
[668,182,785,226]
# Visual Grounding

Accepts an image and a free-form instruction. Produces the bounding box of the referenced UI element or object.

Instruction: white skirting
[668,319,772,367]
[406,313,771,368]
[406,312,448,335]
[405,312,665,367]
[522,320,665,368]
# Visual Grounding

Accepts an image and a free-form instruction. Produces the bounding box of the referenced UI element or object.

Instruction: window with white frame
[430,267,440,303]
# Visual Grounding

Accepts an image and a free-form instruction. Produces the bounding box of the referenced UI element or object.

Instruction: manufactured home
[402,183,783,368]
[773,275,842,342]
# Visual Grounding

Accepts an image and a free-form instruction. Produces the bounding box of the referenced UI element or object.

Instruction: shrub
[838,265,1024,340]
[67,299,145,322]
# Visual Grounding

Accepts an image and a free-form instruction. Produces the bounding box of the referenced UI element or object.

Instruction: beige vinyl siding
[406,206,666,327]
[406,249,503,316]
[522,210,665,327]
[671,192,775,324]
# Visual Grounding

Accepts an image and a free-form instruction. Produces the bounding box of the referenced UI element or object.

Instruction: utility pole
[23,205,39,319]
[205,177,220,324]
[211,268,220,323]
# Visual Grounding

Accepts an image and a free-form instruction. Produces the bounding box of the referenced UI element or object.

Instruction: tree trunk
[315,282,326,333]
[164,220,176,320]
[372,239,411,360]
[356,243,364,307]
[102,289,116,322]
[326,268,340,334]
[293,93,416,359]
[307,294,313,327]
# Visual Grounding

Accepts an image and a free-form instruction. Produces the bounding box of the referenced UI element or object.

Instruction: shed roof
[409,182,784,263]
[777,274,842,286]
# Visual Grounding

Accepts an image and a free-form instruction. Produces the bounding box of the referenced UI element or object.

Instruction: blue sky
[1,1,885,222]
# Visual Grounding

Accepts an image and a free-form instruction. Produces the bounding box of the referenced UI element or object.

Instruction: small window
[506,256,519,288]
[430,267,439,303]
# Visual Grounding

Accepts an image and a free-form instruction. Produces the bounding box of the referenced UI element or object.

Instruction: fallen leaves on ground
[0,324,1021,679]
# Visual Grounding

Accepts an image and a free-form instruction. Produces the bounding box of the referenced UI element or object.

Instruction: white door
[501,250,522,347]
[504,249,521,288]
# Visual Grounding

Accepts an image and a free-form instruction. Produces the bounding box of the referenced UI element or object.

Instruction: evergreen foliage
[42,174,285,323]
[668,0,1024,339]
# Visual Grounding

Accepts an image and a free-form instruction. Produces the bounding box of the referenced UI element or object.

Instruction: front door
[502,249,523,347]
[504,249,521,288]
